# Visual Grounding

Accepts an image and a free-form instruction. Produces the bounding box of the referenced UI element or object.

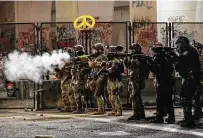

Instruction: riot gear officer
[124,43,149,120]
[72,45,90,114]
[106,45,124,116]
[149,42,175,124]
[88,43,108,115]
[175,36,201,127]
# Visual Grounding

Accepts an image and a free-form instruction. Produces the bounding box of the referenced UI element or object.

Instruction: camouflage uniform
[60,64,76,112]
[107,57,123,116]
[55,48,76,112]
[72,45,90,114]
[124,43,149,120]
[89,43,108,115]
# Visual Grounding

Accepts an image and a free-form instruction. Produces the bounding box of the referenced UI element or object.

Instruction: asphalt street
[0,109,203,138]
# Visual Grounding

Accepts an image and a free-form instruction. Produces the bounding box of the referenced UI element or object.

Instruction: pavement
[0,108,203,138]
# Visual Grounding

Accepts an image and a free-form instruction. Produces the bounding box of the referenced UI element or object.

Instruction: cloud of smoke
[3,50,71,84]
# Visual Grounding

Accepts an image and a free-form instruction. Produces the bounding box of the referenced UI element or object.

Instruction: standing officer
[193,43,203,120]
[149,43,175,124]
[175,36,201,127]
[124,43,149,120]
[72,45,90,114]
[106,45,124,116]
[88,43,108,115]
[55,47,76,112]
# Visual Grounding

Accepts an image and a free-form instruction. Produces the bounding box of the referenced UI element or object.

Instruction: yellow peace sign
[73,15,96,31]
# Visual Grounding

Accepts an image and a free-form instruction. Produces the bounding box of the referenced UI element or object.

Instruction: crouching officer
[124,43,150,120]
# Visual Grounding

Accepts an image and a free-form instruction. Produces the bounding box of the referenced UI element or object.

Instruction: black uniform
[175,36,201,127]
[149,47,175,123]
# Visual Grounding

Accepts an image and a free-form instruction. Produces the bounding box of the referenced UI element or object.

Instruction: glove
[89,61,97,68]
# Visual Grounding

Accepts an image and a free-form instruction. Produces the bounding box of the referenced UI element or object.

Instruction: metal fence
[40,22,82,53]
[132,22,168,53]
[172,22,203,48]
[40,22,129,54]
[1,21,203,109]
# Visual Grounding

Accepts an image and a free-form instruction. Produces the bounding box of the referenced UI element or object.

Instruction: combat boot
[93,108,105,115]
[115,108,122,116]
[165,118,175,124]
[139,107,146,119]
[107,109,117,116]
[60,106,72,112]
[150,117,164,123]
[128,115,140,120]
[70,107,77,112]
[72,103,84,114]
[180,121,195,128]
[128,111,140,120]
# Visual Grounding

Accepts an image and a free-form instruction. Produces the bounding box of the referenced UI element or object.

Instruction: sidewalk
[0,108,184,121]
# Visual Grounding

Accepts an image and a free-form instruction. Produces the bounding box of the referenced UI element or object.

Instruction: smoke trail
[3,50,71,83]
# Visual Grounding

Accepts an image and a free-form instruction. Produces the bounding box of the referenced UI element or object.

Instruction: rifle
[70,54,97,63]
[106,52,151,60]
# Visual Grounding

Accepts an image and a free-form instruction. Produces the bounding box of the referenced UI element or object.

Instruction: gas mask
[176,42,187,54]
[75,50,85,56]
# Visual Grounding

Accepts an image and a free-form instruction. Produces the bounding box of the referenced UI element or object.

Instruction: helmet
[108,45,117,52]
[175,36,190,53]
[116,45,124,52]
[176,36,189,45]
[74,45,84,52]
[153,42,164,47]
[129,43,142,50]
[92,43,104,51]
[74,45,85,56]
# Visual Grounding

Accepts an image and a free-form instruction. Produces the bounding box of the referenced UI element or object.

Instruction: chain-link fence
[131,22,168,106]
[132,22,168,53]
[40,22,83,53]
[0,23,36,109]
[87,22,129,53]
[172,22,203,47]
[1,21,196,109]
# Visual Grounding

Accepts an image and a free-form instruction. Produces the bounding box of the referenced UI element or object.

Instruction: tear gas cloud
[3,50,71,83]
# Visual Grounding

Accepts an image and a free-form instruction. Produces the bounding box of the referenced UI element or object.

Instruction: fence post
[85,31,88,54]
[35,23,41,55]
[126,22,131,108]
[168,23,172,47]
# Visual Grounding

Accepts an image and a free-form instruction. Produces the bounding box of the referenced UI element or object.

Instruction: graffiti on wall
[5,2,15,22]
[56,25,77,48]
[91,23,113,45]
[41,24,81,51]
[0,24,36,53]
[90,17,113,45]
[133,17,167,53]
[168,15,187,23]
[16,26,35,52]
[0,27,15,53]
[170,16,199,43]
[132,0,153,9]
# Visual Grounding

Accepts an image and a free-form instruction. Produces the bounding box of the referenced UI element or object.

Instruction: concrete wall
[15,1,52,22]
[0,2,15,22]
[129,0,158,54]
